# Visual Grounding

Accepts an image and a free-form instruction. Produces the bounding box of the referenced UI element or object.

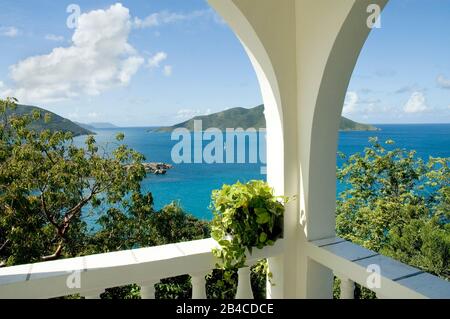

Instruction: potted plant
[210,180,288,271]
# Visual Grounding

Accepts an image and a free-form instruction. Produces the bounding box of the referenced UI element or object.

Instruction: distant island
[155,105,379,132]
[6,104,93,137]
[76,122,118,130]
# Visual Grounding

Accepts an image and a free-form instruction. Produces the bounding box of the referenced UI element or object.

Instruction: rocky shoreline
[124,162,173,175]
[142,162,173,175]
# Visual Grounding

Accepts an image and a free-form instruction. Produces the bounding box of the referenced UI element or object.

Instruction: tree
[0,98,146,265]
[336,137,449,281]
[0,97,214,299]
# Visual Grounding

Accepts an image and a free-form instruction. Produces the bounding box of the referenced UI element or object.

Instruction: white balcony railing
[0,238,283,299]
[0,237,449,299]
[307,237,450,299]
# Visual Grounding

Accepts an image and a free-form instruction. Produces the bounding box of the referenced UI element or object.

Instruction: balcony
[1,0,449,300]
[1,237,448,299]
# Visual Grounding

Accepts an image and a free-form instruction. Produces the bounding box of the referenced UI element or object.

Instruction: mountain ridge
[156,104,379,132]
[6,104,94,137]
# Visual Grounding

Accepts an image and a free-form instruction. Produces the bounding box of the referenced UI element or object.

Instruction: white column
[209,0,389,299]
[190,272,208,299]
[338,275,355,299]
[83,289,104,299]
[140,280,158,299]
[235,266,254,299]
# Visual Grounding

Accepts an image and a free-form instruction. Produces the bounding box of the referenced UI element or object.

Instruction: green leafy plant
[336,137,449,281]
[210,180,287,270]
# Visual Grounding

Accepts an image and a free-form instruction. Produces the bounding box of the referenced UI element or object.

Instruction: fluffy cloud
[0,81,13,98]
[0,26,20,37]
[342,91,358,115]
[163,65,173,77]
[403,92,429,113]
[8,3,144,103]
[147,52,167,68]
[437,75,450,89]
[45,34,65,42]
[134,10,209,29]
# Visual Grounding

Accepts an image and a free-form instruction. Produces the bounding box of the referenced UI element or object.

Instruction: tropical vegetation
[0,97,448,299]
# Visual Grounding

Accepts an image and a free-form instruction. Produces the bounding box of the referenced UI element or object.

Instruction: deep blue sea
[74,124,450,220]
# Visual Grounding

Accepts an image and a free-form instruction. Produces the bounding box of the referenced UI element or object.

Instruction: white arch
[207,1,285,194]
[208,0,388,298]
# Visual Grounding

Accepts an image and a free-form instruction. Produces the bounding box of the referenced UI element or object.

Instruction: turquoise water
[74,124,450,220]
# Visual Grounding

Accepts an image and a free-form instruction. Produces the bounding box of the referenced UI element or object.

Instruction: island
[125,162,173,175]
[6,104,94,136]
[76,122,118,130]
[155,104,379,132]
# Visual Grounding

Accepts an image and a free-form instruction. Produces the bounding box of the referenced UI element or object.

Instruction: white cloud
[342,91,358,115]
[119,56,145,83]
[0,81,13,99]
[134,10,209,29]
[45,34,65,42]
[7,3,144,104]
[147,52,167,68]
[88,112,99,118]
[0,26,20,37]
[437,75,450,89]
[163,65,173,77]
[403,92,429,113]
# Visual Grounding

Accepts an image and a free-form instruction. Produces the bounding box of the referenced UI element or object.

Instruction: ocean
[74,124,450,220]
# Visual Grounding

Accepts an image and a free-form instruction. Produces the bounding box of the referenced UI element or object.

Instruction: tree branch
[0,239,9,252]
[41,240,64,261]
[40,194,59,229]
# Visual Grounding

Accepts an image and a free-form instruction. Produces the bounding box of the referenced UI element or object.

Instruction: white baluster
[191,272,208,299]
[140,280,158,299]
[83,289,105,299]
[235,266,254,299]
[339,276,355,299]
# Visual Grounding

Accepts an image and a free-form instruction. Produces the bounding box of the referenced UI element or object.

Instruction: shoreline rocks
[124,162,173,175]
[142,162,173,175]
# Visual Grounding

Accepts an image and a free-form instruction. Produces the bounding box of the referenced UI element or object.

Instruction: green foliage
[210,180,286,270]
[0,98,146,264]
[337,138,449,281]
[207,181,285,299]
[204,260,267,300]
[0,98,212,299]
[100,285,141,299]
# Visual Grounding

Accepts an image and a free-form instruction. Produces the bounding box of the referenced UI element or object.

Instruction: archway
[208,0,388,298]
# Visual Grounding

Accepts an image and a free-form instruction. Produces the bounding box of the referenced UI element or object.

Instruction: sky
[0,0,449,126]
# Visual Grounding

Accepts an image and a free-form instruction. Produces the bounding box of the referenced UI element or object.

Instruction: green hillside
[6,104,94,137]
[156,104,378,132]
[339,116,378,131]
